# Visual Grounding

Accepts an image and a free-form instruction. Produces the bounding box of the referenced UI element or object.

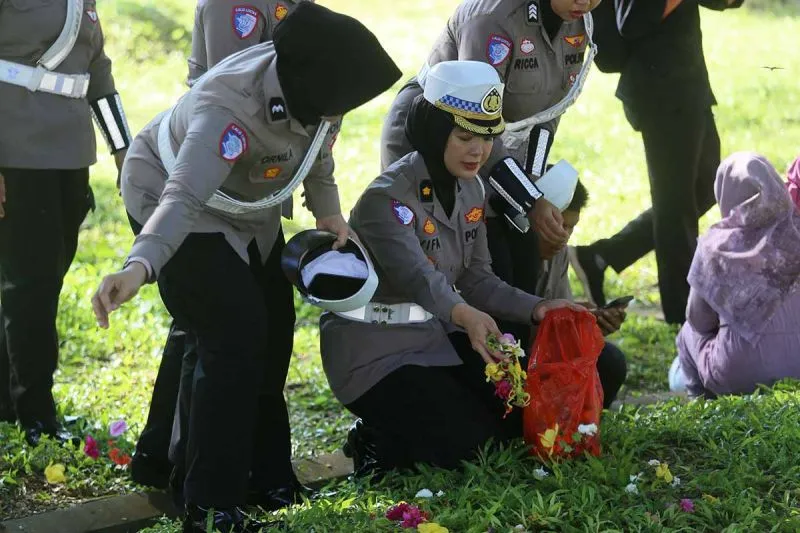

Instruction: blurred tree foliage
[102,0,193,63]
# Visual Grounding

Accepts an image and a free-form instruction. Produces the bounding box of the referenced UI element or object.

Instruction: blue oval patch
[391,199,415,226]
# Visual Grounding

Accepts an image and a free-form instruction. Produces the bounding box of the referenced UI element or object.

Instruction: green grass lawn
[2,0,800,528]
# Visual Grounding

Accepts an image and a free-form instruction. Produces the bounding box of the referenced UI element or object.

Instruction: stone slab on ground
[0,451,353,533]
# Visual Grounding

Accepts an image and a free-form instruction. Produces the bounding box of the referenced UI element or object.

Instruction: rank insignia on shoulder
[486,34,512,66]
[564,34,586,48]
[275,3,288,21]
[527,0,539,23]
[419,180,434,203]
[391,199,415,226]
[465,206,484,224]
[219,123,248,162]
[269,97,288,121]
[86,8,98,23]
[233,6,259,39]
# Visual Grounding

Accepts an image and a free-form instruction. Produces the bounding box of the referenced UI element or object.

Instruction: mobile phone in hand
[602,295,634,309]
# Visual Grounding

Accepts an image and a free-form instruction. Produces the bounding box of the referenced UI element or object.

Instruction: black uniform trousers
[591,105,720,323]
[131,223,296,507]
[346,332,626,471]
[0,169,92,426]
[485,216,541,350]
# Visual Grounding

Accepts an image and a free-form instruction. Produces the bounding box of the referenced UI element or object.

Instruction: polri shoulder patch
[219,123,248,162]
[269,97,288,121]
[391,199,415,226]
[232,6,260,39]
[419,180,433,203]
[486,34,512,66]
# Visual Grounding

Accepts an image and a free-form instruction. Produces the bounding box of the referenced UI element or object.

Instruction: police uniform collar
[264,60,309,137]
[409,152,464,230]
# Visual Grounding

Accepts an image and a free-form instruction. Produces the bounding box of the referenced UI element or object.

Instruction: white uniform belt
[335,302,433,324]
[0,60,89,99]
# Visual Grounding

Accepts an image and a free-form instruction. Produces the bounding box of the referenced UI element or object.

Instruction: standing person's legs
[0,169,90,441]
[247,231,303,505]
[0,306,14,423]
[156,233,270,509]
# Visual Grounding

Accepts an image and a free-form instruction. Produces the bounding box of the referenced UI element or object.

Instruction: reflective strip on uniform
[0,60,90,99]
[335,302,434,324]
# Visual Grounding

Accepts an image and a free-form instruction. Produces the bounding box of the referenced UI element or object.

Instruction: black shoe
[568,245,607,307]
[342,419,382,479]
[182,504,280,533]
[130,450,172,489]
[23,420,80,447]
[247,479,313,512]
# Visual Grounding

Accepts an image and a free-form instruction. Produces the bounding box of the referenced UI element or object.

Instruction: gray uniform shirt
[380,0,588,191]
[121,42,341,277]
[320,151,542,405]
[187,0,305,85]
[0,0,118,168]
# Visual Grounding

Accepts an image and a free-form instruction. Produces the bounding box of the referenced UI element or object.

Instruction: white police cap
[422,60,505,136]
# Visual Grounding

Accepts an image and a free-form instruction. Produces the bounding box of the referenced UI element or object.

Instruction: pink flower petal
[109,419,128,437]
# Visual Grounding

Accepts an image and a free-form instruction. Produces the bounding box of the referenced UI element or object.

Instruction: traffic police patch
[564,34,586,48]
[486,35,512,66]
[232,6,259,39]
[465,207,484,224]
[423,218,436,235]
[481,88,502,115]
[527,0,539,23]
[419,180,434,203]
[269,97,287,121]
[86,8,98,23]
[219,124,248,162]
[275,3,288,20]
[391,200,415,225]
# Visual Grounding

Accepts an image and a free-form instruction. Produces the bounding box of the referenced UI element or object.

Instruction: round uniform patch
[481,88,502,115]
[219,124,248,162]
[232,6,260,39]
[391,199,415,226]
[275,3,288,20]
[486,34,512,66]
[465,207,484,224]
[423,218,436,235]
[520,38,535,55]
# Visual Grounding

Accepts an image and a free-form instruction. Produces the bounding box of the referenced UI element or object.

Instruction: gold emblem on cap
[481,88,502,115]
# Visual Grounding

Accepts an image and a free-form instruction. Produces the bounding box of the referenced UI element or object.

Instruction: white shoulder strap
[39,0,85,71]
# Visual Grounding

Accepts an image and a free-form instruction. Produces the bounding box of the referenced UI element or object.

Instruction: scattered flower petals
[415,489,434,499]
[624,483,639,494]
[418,523,448,533]
[679,498,695,513]
[514,526,526,531]
[386,503,411,521]
[44,463,66,484]
[671,476,681,488]
[533,467,549,480]
[577,423,598,436]
[540,424,559,451]
[83,435,99,459]
[109,419,128,437]
[655,463,674,484]
[648,459,661,466]
[401,507,428,528]
[499,333,516,345]
[436,490,445,497]
[629,472,643,483]
[702,493,720,504]
[494,380,512,400]
[108,447,132,466]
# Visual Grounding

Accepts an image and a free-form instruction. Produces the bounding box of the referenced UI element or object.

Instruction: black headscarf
[542,1,564,42]
[405,95,458,217]
[273,3,402,126]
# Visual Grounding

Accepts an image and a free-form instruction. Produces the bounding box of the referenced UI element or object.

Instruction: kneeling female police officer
[316,61,579,474]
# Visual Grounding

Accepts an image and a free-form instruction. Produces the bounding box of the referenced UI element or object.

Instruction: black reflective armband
[525,124,554,178]
[90,92,133,154]
[487,156,543,216]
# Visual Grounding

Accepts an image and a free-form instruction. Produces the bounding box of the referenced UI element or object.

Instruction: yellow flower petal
[540,424,559,450]
[655,463,673,484]
[44,463,66,484]
[485,363,504,381]
[418,523,449,533]
[702,493,719,504]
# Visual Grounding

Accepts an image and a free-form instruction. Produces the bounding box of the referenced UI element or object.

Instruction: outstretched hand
[91,263,147,328]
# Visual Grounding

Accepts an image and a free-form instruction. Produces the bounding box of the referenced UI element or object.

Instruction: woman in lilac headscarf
[670,151,800,398]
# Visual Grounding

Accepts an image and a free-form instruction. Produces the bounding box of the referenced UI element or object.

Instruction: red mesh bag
[523,308,605,460]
